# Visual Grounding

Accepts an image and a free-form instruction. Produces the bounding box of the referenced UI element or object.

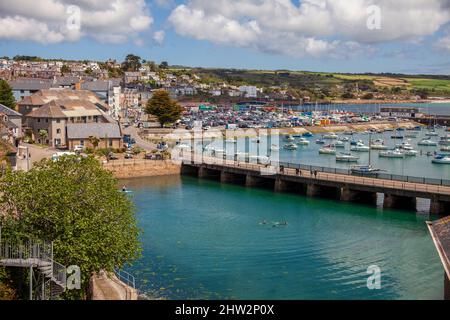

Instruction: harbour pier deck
[181,158,450,215]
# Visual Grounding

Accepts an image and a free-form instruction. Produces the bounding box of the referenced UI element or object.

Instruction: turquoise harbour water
[123,175,444,300]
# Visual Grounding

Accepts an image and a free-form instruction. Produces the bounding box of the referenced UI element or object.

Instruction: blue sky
[1,0,450,74]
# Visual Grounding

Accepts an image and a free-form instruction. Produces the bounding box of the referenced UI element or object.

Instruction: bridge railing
[181,154,450,187]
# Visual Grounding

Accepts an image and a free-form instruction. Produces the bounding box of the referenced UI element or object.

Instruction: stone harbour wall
[103,159,181,179]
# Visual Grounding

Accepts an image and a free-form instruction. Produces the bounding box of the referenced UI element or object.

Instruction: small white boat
[379,149,405,158]
[432,154,450,164]
[404,150,418,156]
[370,143,389,150]
[323,132,338,139]
[284,143,298,150]
[340,137,350,142]
[396,141,413,150]
[418,139,438,146]
[175,143,192,150]
[270,144,280,152]
[284,135,295,142]
[336,152,359,162]
[333,141,345,148]
[351,142,370,152]
[319,147,336,155]
[426,131,439,137]
[351,165,381,175]
[297,138,310,145]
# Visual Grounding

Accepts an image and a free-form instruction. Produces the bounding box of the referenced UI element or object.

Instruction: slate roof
[427,216,450,280]
[66,123,122,139]
[0,104,21,117]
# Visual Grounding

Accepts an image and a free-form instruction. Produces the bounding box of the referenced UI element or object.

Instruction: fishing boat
[340,137,350,142]
[418,139,438,146]
[432,154,450,164]
[297,138,310,145]
[351,142,370,152]
[323,132,338,139]
[315,139,325,145]
[284,143,298,150]
[302,131,313,137]
[379,149,405,158]
[350,139,363,146]
[391,134,404,139]
[343,131,355,135]
[319,146,336,155]
[336,152,360,162]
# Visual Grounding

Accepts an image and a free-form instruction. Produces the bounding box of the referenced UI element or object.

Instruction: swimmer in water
[122,186,127,192]
[259,220,268,225]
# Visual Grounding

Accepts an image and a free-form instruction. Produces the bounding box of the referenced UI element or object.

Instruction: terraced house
[18,89,122,150]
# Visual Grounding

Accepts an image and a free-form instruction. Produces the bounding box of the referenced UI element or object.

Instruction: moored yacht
[297,137,310,145]
[336,152,360,162]
[351,142,370,152]
[432,154,450,164]
[379,149,405,158]
[418,139,438,146]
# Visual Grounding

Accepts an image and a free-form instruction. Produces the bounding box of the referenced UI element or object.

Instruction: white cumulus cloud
[168,0,450,58]
[0,0,154,44]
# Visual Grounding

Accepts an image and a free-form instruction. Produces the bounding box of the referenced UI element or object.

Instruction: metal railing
[0,240,52,264]
[114,268,136,289]
[52,260,67,289]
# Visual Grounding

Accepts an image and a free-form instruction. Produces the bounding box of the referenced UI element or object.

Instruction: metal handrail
[0,240,52,263]
[52,260,67,289]
[114,268,136,289]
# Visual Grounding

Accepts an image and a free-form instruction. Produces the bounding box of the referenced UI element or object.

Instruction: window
[56,119,60,123]
[37,119,40,123]
[109,139,113,147]
[80,140,84,146]
[56,129,61,134]
[45,118,49,123]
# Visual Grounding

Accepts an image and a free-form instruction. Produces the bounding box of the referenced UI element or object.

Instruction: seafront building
[18,89,122,149]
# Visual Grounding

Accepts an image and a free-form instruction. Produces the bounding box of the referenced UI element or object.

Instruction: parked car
[125,152,134,159]
[74,145,84,153]
[107,152,119,160]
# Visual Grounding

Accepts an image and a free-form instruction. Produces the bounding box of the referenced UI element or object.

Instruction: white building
[239,86,258,98]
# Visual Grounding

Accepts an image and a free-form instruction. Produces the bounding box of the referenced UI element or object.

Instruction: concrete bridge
[181,158,450,215]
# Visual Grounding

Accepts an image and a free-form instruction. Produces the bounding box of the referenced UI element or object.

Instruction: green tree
[60,64,71,75]
[0,79,16,110]
[88,136,100,150]
[121,54,142,72]
[145,90,183,127]
[84,67,93,75]
[159,61,169,69]
[0,156,141,299]
[38,129,48,143]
